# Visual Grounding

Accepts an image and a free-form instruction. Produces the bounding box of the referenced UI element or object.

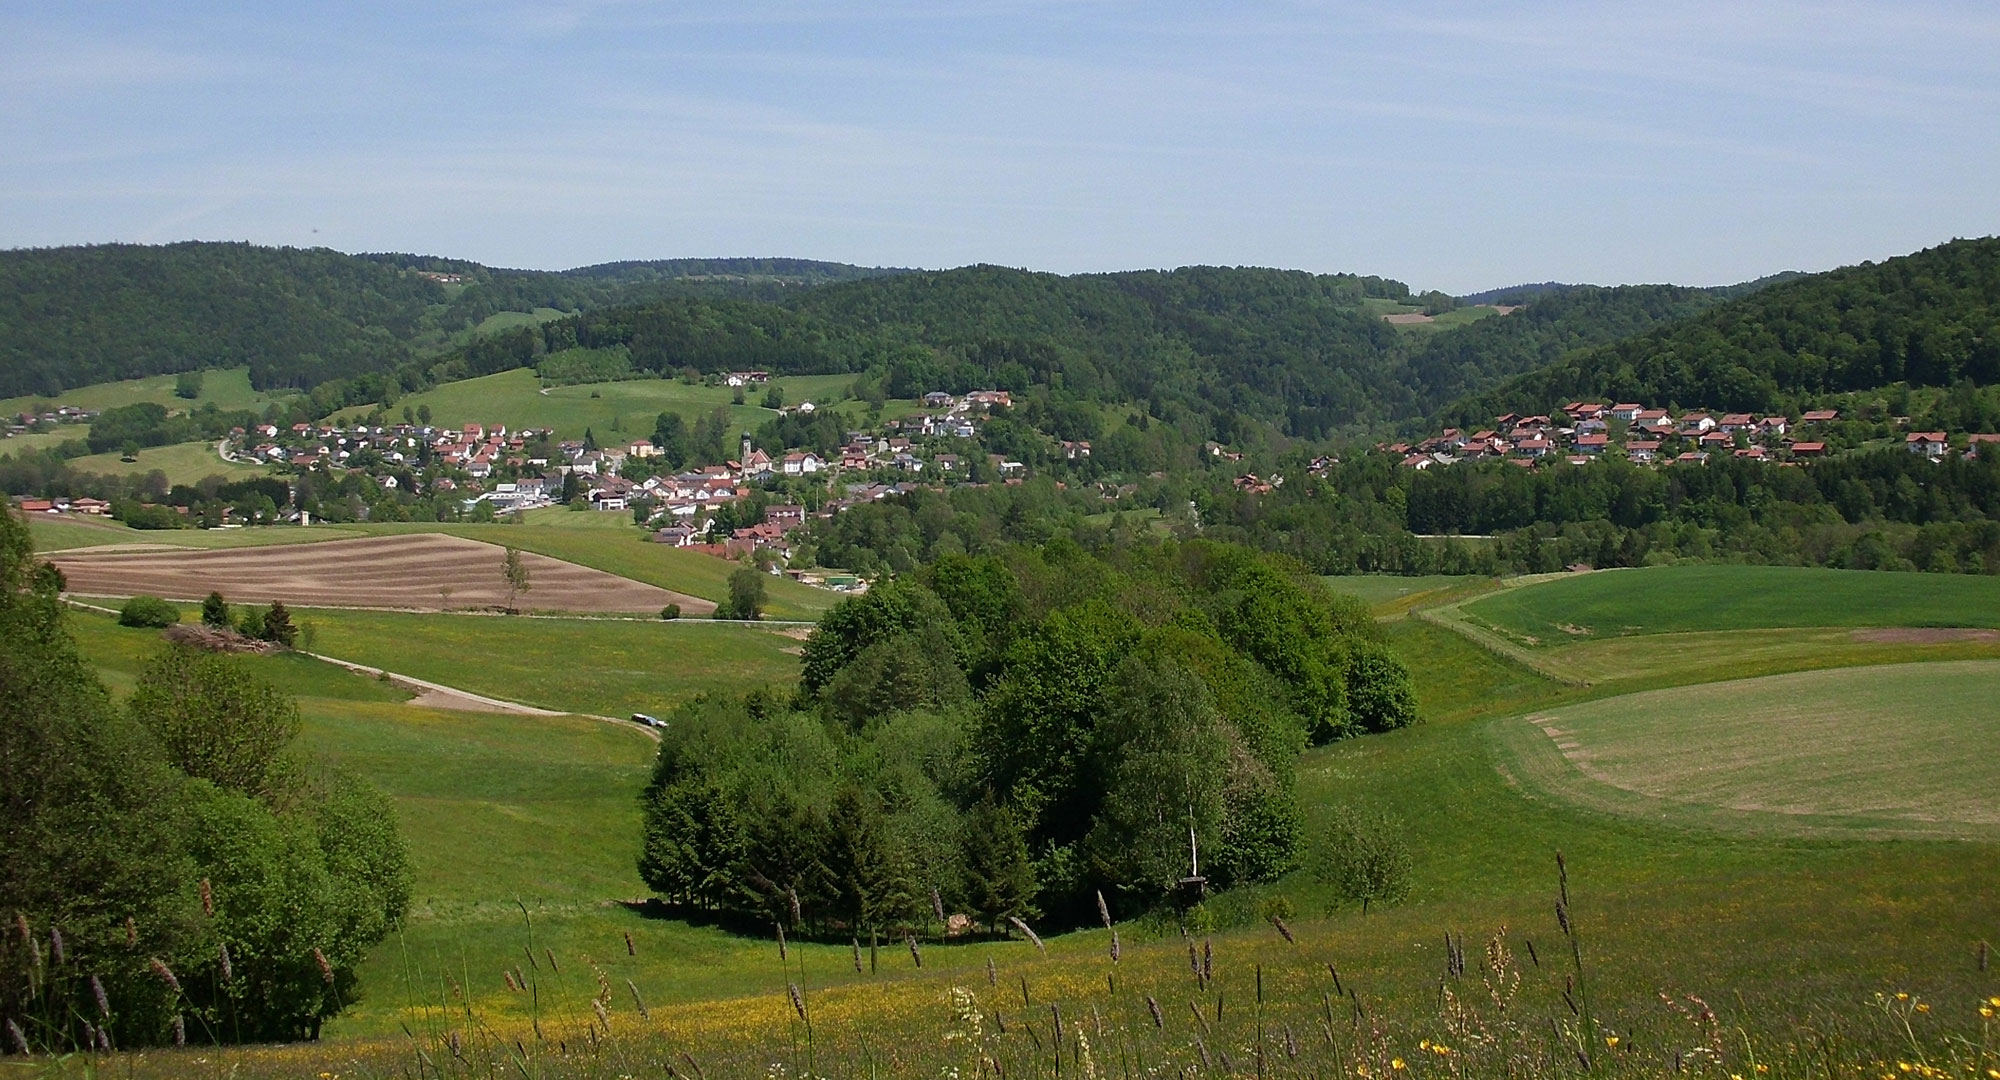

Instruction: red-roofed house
[1906,432,1949,457]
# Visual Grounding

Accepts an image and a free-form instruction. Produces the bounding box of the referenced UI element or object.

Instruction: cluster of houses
[6,405,97,441]
[215,387,1048,562]
[1378,403,1998,470]
[10,494,112,515]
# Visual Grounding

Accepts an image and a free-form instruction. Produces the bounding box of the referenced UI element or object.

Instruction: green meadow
[297,607,805,717]
[1461,563,2000,644]
[334,367,868,441]
[59,438,271,484]
[1490,660,2000,840]
[1321,573,1494,615]
[48,556,2000,1075]
[0,365,292,418]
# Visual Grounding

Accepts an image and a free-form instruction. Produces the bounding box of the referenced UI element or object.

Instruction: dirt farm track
[50,533,716,615]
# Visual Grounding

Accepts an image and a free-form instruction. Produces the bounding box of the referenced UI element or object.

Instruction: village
[1385,401,2000,470]
[186,386,1068,567]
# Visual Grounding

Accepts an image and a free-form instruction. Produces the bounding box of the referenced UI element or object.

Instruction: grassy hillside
[1491,660,2000,839]
[53,576,2000,1075]
[298,607,804,717]
[0,365,287,418]
[333,367,861,441]
[58,439,270,485]
[1461,563,2000,644]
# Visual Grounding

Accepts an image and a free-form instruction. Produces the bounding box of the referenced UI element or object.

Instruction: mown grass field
[297,607,805,716]
[1321,573,1494,616]
[333,368,868,442]
[58,439,272,484]
[1462,564,2000,644]
[1489,660,2000,840]
[0,365,291,418]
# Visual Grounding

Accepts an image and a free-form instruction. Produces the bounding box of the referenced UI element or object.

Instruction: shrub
[1311,805,1413,915]
[118,594,181,627]
[201,590,231,628]
[660,603,682,620]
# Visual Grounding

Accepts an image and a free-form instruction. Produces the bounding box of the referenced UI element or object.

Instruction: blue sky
[3,2,1996,292]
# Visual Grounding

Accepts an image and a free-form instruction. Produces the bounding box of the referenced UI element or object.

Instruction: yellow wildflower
[1756,1067,1769,1074]
[1356,1065,1370,1077]
[1982,1007,1995,1019]
[1606,1037,1620,1048]
[1392,1059,1407,1071]
[1989,996,2000,1007]
[1914,1003,1930,1013]
[1897,992,1910,1001]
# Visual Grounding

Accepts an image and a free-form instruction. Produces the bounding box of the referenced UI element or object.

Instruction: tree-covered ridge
[1451,237,2000,419]
[0,244,901,399]
[1405,284,1736,416]
[0,243,443,397]
[637,538,1416,935]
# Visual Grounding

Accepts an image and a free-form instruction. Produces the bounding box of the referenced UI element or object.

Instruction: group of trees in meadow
[636,539,1416,939]
[0,512,407,1051]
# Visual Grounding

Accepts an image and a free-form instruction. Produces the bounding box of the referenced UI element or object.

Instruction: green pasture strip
[0,366,289,417]
[1,428,91,454]
[61,439,271,484]
[26,514,144,551]
[1377,616,1577,725]
[332,367,857,442]
[63,604,414,704]
[1486,660,2000,841]
[1548,625,2000,686]
[1320,573,1496,617]
[296,607,803,718]
[1462,563,2000,646]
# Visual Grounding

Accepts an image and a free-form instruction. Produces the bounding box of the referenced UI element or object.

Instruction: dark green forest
[1446,238,2000,421]
[0,244,899,397]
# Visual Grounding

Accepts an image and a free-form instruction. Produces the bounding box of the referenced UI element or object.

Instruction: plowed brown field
[52,533,715,615]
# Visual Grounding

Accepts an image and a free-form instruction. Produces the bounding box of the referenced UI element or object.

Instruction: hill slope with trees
[0,243,901,398]
[1446,238,2000,420]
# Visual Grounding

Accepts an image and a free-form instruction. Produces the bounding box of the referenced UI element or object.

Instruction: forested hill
[1445,237,2000,420]
[436,263,1432,439]
[0,243,899,398]
[1403,284,1736,414]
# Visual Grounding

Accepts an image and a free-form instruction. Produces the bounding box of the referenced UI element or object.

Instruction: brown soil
[1850,627,2000,644]
[1383,312,1435,324]
[52,534,715,615]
